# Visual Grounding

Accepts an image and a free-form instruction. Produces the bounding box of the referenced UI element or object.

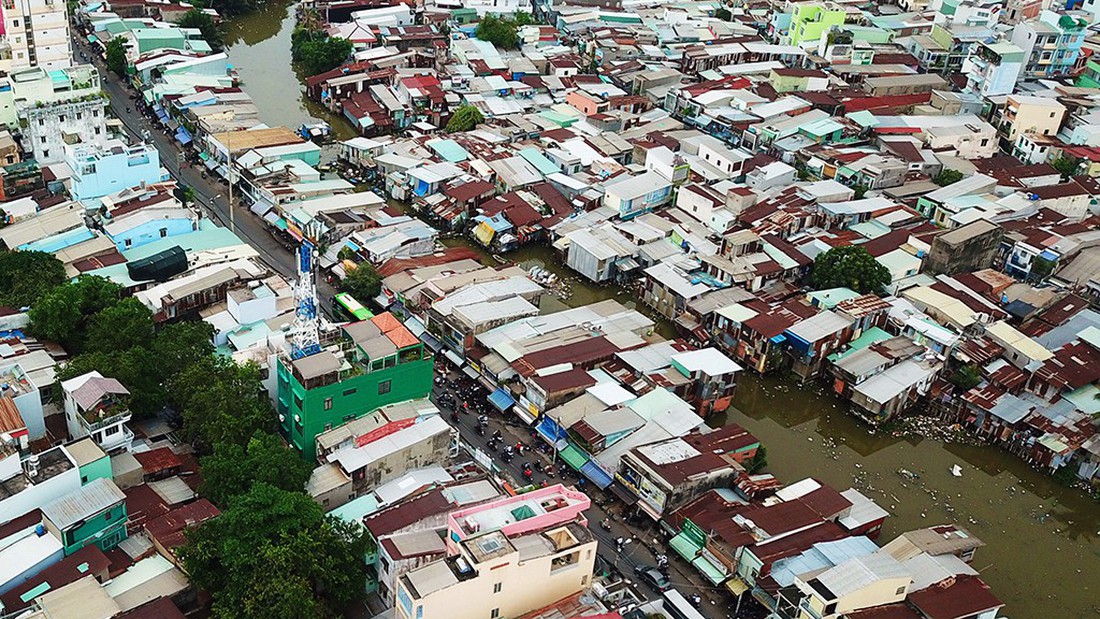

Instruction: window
[491,610,500,619]
[104,509,112,520]
[159,227,168,238]
[378,380,391,395]
[40,136,46,144]
[38,118,43,126]
[293,394,304,409]
[323,423,332,431]
[493,583,502,594]
[94,127,101,135]
[895,586,906,595]
[324,397,333,410]
[104,425,119,436]
[343,387,357,396]
[124,239,132,248]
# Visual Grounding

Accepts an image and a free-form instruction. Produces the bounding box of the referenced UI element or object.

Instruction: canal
[223,7,1100,617]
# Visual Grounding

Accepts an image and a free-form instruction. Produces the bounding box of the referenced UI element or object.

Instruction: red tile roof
[132,448,182,475]
[908,575,1003,619]
[144,498,220,552]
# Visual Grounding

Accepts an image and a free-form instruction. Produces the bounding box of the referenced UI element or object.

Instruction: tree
[1030,255,1056,283]
[85,297,155,354]
[180,484,371,619]
[106,37,128,78]
[291,26,352,76]
[199,433,313,507]
[932,168,965,187]
[171,357,274,451]
[715,6,731,20]
[746,445,768,474]
[1051,154,1081,179]
[852,184,869,200]
[446,104,485,133]
[0,251,66,309]
[340,262,382,306]
[178,9,224,51]
[948,364,981,391]
[151,321,215,379]
[811,245,891,294]
[475,14,520,49]
[210,0,259,17]
[30,275,123,353]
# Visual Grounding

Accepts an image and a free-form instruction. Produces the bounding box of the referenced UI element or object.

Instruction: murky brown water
[716,374,1100,619]
[226,8,1100,616]
[224,0,357,140]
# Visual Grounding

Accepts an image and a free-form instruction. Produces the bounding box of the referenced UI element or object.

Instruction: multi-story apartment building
[1010,10,1087,79]
[61,372,134,454]
[0,0,72,73]
[962,41,1024,97]
[276,313,434,460]
[394,485,596,619]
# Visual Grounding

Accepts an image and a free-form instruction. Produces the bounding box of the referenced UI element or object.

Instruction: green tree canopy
[29,275,122,352]
[0,251,66,309]
[1051,154,1081,179]
[932,168,965,187]
[151,321,216,379]
[291,26,353,75]
[339,262,382,307]
[811,245,890,294]
[180,483,371,619]
[210,0,259,17]
[85,297,155,355]
[446,104,485,133]
[171,357,274,451]
[715,6,731,20]
[177,9,224,51]
[199,433,312,507]
[475,14,521,49]
[948,364,982,391]
[106,37,128,77]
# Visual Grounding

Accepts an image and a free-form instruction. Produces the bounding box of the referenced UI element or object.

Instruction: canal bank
[220,7,1100,617]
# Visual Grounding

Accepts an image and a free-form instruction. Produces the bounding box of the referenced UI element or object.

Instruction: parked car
[633,565,671,591]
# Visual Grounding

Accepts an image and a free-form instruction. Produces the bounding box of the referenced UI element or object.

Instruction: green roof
[427,139,470,163]
[538,110,579,127]
[828,327,893,362]
[518,147,560,176]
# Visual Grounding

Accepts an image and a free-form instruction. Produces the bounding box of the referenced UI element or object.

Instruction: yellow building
[394,485,597,619]
[1002,95,1066,142]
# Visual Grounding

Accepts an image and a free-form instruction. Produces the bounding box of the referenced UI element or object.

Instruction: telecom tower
[290,241,322,359]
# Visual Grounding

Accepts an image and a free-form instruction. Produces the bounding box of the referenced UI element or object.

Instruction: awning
[511,405,536,425]
[557,444,589,471]
[462,366,480,380]
[608,480,638,506]
[203,158,218,171]
[669,531,703,562]
[725,576,749,596]
[580,459,614,489]
[274,218,288,231]
[419,331,443,352]
[692,554,728,585]
[444,349,465,368]
[175,126,193,145]
[154,106,168,121]
[263,211,280,225]
[488,388,516,412]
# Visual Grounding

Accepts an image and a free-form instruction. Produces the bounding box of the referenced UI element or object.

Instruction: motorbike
[600,518,612,532]
[523,469,533,481]
[476,424,486,436]
[502,446,515,462]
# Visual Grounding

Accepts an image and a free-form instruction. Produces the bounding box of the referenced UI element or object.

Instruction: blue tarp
[488,388,516,412]
[175,126,192,145]
[537,415,567,443]
[580,460,614,489]
[154,106,168,121]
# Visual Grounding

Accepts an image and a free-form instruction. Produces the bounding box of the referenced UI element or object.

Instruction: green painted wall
[277,352,434,460]
[78,455,112,486]
[59,502,128,555]
[789,4,846,47]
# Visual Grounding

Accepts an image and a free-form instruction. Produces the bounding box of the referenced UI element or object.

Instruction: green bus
[333,292,373,321]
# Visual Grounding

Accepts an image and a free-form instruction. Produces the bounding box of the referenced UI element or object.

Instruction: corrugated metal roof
[42,478,125,530]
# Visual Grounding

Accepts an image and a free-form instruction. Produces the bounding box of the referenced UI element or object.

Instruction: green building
[277,312,434,461]
[67,438,112,486]
[787,3,846,47]
[41,478,128,555]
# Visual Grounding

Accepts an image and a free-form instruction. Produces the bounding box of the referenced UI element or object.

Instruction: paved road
[428,367,752,619]
[73,37,339,307]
